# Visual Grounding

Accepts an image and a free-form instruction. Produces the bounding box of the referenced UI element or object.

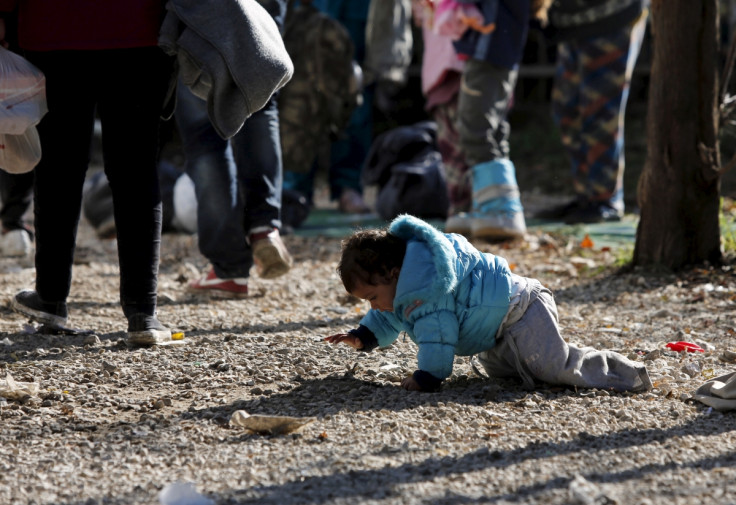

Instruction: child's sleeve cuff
[348,325,378,352]
[413,370,443,391]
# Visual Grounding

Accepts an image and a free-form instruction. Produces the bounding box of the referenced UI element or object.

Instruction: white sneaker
[445,213,473,236]
[0,229,32,257]
[471,210,526,240]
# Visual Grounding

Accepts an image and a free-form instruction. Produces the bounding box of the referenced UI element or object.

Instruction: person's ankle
[248,226,279,245]
[122,303,156,320]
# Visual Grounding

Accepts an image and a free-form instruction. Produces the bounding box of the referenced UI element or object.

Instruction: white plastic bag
[0,126,42,174]
[0,372,40,401]
[158,482,214,505]
[0,46,47,134]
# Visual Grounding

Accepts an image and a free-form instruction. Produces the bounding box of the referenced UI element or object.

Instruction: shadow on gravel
[550,263,734,307]
[39,400,736,505]
[0,309,363,363]
[175,317,362,340]
[218,414,736,504]
[167,371,736,504]
[0,328,129,364]
[185,375,538,423]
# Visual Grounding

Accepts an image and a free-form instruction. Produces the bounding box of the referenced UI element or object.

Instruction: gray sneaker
[11,290,68,327]
[126,314,172,345]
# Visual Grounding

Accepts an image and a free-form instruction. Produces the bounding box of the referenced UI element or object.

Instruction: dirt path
[1,214,735,505]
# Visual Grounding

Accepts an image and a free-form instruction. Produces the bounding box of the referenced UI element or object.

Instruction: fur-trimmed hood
[388,214,481,307]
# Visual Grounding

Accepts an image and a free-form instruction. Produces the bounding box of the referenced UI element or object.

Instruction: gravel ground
[1,215,736,505]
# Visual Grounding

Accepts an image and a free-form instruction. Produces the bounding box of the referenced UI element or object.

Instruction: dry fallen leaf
[229,410,316,435]
[580,234,594,249]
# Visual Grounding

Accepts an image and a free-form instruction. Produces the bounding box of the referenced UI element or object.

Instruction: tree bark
[633,0,722,269]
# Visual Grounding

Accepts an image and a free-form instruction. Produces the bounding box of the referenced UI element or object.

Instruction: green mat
[528,217,638,249]
[293,209,639,249]
[292,209,389,238]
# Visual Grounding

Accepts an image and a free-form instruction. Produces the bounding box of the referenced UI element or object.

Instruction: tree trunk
[633,0,722,269]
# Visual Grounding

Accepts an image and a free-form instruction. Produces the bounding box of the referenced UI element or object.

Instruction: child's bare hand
[324,333,363,350]
[461,16,496,34]
[401,376,422,391]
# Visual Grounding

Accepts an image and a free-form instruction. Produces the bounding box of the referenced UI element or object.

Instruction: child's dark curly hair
[337,228,407,293]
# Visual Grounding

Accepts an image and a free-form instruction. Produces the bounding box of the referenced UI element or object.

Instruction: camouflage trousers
[551,13,647,206]
[430,95,471,215]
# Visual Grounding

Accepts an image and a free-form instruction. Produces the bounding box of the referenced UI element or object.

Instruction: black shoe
[564,202,622,224]
[126,313,172,345]
[533,199,583,221]
[11,290,68,327]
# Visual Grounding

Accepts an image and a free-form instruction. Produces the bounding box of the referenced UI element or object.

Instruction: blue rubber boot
[470,159,526,240]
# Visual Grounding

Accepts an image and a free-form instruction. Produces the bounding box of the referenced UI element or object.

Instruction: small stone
[681,361,701,377]
[83,335,101,346]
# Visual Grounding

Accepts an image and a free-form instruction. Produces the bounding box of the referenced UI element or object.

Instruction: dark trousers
[26,48,172,316]
[0,170,34,232]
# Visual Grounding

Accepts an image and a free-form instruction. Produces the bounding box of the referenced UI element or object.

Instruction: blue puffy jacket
[356,215,513,385]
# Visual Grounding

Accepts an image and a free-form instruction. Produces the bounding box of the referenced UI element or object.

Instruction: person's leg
[25,51,96,306]
[457,59,515,165]
[0,170,34,257]
[554,16,648,224]
[434,95,472,235]
[579,16,647,209]
[231,95,293,279]
[457,59,525,239]
[175,83,252,282]
[0,170,34,232]
[502,289,652,392]
[232,97,282,233]
[325,0,373,213]
[328,91,373,211]
[533,40,593,222]
[551,40,585,197]
[11,51,97,326]
[283,168,317,206]
[96,47,172,342]
[81,171,117,239]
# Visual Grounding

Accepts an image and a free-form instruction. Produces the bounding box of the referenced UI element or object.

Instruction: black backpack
[362,121,450,221]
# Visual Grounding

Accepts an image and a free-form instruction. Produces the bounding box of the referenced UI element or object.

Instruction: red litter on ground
[666,341,705,353]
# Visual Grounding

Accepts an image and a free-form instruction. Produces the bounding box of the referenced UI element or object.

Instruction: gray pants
[478,281,652,392]
[457,58,517,166]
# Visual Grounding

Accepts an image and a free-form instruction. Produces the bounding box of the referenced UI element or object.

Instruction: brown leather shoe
[251,228,293,279]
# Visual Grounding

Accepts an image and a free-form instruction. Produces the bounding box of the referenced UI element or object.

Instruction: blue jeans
[175,85,283,280]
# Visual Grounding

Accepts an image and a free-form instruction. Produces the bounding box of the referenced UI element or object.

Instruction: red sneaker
[188,268,248,298]
[251,228,293,279]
